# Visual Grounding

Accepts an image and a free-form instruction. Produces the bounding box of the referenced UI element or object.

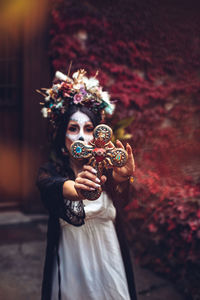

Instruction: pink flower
[73,93,83,104]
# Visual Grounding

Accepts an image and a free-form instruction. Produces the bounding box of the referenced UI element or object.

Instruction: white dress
[51,191,130,300]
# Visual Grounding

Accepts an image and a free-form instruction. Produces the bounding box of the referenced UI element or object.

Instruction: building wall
[0,0,51,212]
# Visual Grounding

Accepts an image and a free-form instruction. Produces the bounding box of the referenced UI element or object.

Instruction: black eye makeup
[66,121,94,135]
[68,125,78,132]
[85,126,94,133]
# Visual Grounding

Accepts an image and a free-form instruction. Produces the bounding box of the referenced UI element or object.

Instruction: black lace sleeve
[36,162,85,226]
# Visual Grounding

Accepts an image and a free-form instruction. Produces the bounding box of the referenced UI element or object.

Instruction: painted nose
[78,136,84,141]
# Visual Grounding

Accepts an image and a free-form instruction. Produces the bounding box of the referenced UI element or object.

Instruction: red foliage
[49,0,200,298]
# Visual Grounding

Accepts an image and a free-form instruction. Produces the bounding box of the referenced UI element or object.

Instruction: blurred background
[0,0,200,299]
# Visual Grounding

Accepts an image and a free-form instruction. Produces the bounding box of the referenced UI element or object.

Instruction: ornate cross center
[70,124,128,200]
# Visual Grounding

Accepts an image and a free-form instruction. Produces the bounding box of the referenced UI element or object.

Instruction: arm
[36,162,107,225]
[63,180,80,201]
[105,169,134,209]
[36,162,98,209]
[36,162,86,226]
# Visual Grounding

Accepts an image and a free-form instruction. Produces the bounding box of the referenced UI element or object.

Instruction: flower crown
[38,69,115,125]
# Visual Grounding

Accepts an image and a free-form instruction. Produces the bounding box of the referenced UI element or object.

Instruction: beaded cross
[70,124,128,200]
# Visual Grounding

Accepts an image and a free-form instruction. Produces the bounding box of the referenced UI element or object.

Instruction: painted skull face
[65,111,94,152]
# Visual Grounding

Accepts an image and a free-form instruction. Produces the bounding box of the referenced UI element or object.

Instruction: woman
[37,69,137,300]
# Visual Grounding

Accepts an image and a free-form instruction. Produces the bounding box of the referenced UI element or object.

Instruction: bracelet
[124,175,134,183]
[129,176,134,183]
[116,175,134,193]
[112,169,135,183]
[116,173,134,183]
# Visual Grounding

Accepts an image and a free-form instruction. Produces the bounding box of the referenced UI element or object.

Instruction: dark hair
[52,104,102,161]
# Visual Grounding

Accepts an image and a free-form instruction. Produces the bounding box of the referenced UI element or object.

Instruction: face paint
[66,111,94,144]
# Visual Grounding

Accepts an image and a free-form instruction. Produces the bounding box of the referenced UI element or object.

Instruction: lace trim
[59,199,85,226]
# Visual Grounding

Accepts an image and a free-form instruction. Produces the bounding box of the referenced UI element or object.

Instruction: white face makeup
[65,111,94,144]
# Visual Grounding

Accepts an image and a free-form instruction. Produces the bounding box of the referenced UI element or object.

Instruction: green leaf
[114,116,134,130]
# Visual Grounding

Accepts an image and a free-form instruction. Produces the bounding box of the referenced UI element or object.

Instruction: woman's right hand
[74,165,107,200]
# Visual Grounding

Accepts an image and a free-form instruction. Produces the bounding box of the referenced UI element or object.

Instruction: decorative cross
[70,124,128,200]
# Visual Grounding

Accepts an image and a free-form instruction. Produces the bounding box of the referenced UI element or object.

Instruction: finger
[126,143,136,171]
[116,139,125,149]
[100,175,107,184]
[88,138,94,145]
[83,165,97,175]
[76,177,101,189]
[79,170,100,183]
[126,143,133,155]
[126,143,134,161]
[106,141,115,149]
[126,145,135,167]
[75,183,96,191]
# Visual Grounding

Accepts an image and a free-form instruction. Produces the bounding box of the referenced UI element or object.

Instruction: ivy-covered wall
[49,0,200,298]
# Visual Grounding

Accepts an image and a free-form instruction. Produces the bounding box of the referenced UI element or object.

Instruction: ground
[0,211,185,300]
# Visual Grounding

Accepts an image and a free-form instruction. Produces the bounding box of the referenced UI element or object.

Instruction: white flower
[82,76,89,87]
[72,69,86,83]
[83,77,99,90]
[46,89,50,95]
[101,91,110,104]
[72,71,79,80]
[55,71,68,82]
[105,103,115,115]
[73,83,83,90]
[45,95,50,102]
[52,84,60,93]
[89,86,99,94]
[41,107,48,118]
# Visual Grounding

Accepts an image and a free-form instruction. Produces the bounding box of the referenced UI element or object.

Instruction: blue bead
[76,146,82,153]
[116,154,121,160]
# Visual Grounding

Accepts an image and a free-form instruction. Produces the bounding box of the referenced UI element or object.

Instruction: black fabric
[56,244,61,300]
[36,161,137,300]
[115,211,138,300]
[37,162,85,226]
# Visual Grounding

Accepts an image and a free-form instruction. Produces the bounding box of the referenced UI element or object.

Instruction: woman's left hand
[110,140,135,182]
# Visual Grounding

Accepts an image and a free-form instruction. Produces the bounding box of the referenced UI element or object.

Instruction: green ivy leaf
[114,116,134,130]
